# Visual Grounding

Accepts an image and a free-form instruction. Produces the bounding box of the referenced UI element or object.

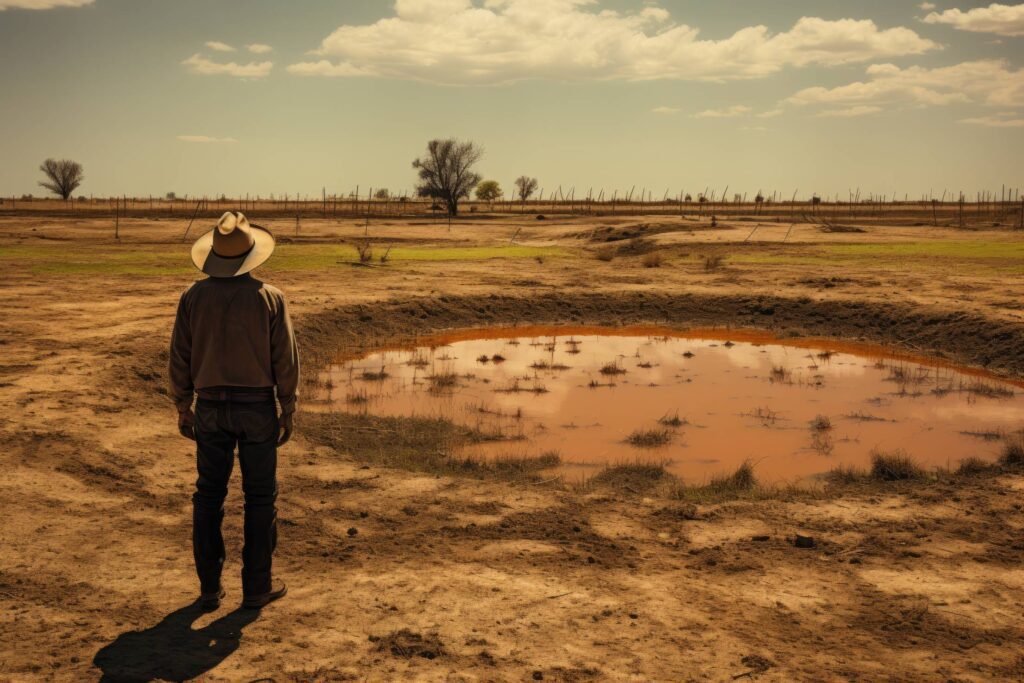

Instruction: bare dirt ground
[1,212,1023,682]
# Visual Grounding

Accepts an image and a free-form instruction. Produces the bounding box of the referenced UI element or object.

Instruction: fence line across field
[2,191,1023,229]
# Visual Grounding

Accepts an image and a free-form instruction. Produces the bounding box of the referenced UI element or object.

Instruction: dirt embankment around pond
[1,215,1023,681]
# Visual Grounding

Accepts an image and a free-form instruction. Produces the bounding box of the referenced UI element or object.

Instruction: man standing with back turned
[170,211,299,611]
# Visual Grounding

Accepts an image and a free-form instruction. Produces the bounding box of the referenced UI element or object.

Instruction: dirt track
[1,214,1023,681]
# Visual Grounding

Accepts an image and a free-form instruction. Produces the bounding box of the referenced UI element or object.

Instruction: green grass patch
[731,241,1024,275]
[823,241,1024,259]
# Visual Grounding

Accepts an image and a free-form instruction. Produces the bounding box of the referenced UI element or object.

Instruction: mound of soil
[576,223,713,242]
[819,223,867,233]
[296,291,1024,379]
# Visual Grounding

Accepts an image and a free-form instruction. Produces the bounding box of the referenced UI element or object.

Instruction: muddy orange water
[317,328,1024,483]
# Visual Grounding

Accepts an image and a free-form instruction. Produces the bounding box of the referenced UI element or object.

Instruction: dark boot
[242,579,287,609]
[200,587,226,611]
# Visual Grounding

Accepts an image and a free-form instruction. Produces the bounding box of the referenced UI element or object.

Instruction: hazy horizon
[1,0,1022,199]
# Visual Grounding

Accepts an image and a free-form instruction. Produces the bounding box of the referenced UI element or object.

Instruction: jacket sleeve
[168,291,194,412]
[270,292,300,415]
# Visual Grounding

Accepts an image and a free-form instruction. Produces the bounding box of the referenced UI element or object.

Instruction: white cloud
[247,43,273,54]
[205,41,236,53]
[0,0,92,8]
[815,105,883,117]
[757,108,784,118]
[922,3,1024,37]
[918,2,936,10]
[787,60,1024,109]
[182,53,273,78]
[177,135,239,143]
[959,113,1024,127]
[651,106,679,114]
[694,105,752,118]
[288,0,939,85]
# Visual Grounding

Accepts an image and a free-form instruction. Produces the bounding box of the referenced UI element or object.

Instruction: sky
[0,0,1022,200]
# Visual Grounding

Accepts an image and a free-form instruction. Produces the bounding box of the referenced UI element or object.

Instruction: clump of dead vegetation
[641,252,664,268]
[1001,435,1024,466]
[956,456,990,476]
[406,352,430,368]
[345,389,369,405]
[599,361,626,376]
[587,462,672,494]
[372,629,446,660]
[625,428,674,448]
[594,245,616,262]
[355,240,374,264]
[495,378,549,394]
[427,372,460,391]
[658,411,687,428]
[961,379,1014,399]
[360,366,389,381]
[809,415,833,432]
[707,460,757,492]
[702,254,725,272]
[530,360,570,371]
[827,449,926,484]
[301,411,560,482]
[871,449,925,481]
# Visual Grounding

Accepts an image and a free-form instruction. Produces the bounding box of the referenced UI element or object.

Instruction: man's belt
[197,386,276,403]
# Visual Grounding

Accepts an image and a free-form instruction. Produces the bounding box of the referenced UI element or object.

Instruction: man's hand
[178,408,196,441]
[278,412,294,446]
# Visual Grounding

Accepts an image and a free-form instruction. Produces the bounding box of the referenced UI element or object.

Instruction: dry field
[1,211,1024,682]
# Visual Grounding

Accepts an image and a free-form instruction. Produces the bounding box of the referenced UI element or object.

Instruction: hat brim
[191,224,275,277]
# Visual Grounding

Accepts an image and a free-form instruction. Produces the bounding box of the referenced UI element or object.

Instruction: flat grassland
[1,212,1023,682]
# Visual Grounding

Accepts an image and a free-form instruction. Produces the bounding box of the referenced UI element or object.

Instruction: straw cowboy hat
[191,212,275,277]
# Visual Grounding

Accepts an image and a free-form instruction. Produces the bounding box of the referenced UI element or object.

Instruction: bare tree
[39,158,84,200]
[412,139,483,216]
[515,176,539,202]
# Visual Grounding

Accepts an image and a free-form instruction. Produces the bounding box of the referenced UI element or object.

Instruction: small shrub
[641,252,664,268]
[870,450,924,481]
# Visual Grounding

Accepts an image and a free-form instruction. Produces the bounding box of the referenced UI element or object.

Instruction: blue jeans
[192,398,278,596]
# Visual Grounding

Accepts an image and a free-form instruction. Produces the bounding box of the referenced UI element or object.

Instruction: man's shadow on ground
[93,601,260,682]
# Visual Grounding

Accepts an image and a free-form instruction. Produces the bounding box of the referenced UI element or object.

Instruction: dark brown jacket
[169,274,299,414]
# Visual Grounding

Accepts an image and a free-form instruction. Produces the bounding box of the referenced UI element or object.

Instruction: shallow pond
[318,327,1024,484]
